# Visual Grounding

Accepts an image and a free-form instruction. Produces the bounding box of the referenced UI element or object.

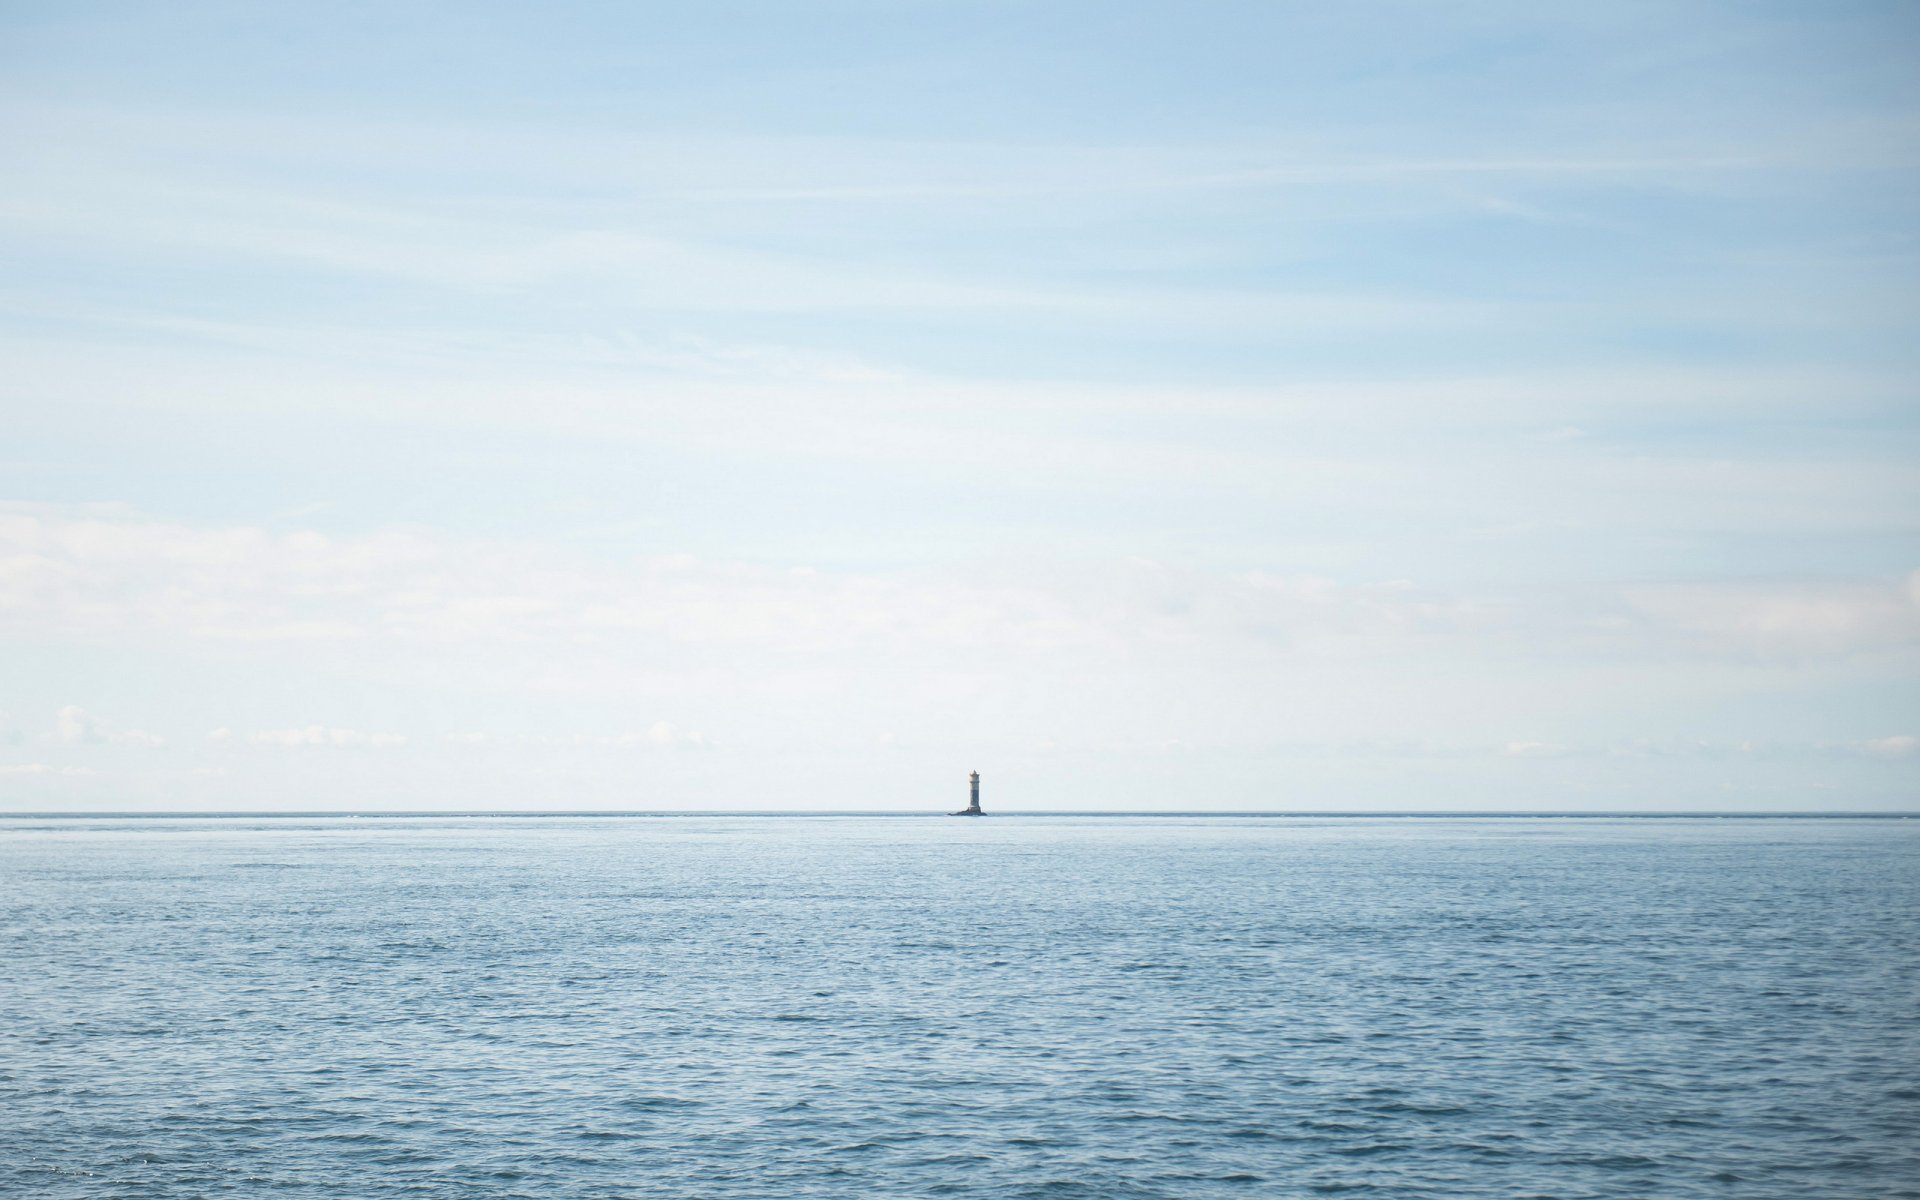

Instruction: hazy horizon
[3,3,1916,812]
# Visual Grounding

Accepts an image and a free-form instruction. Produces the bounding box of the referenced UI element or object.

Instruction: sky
[1,1,1916,811]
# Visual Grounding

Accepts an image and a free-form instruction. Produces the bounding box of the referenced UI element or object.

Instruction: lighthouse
[953,770,984,816]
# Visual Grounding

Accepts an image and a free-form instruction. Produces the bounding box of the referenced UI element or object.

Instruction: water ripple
[2,814,1917,1198]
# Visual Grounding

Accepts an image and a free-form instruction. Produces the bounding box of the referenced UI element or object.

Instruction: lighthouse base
[950,806,984,816]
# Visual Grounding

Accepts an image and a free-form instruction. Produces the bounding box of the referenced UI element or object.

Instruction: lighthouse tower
[953,770,983,816]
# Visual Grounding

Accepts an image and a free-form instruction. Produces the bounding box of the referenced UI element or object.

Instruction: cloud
[507,725,712,750]
[1512,737,1920,761]
[0,763,97,776]
[53,704,164,746]
[55,705,103,745]
[250,726,406,748]
[0,505,1471,656]
[243,725,699,750]
[1852,735,1916,760]
[1615,575,1920,657]
[1503,741,1571,758]
[6,508,1917,675]
[1534,425,1590,443]
[638,721,707,749]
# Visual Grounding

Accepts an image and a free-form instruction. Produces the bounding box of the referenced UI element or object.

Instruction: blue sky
[1,1,1915,810]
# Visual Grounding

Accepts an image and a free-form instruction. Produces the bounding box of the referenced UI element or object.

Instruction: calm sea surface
[2,814,1916,1198]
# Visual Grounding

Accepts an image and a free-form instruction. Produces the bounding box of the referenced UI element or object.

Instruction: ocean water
[2,815,1917,1199]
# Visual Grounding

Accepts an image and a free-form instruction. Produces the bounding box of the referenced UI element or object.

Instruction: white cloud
[507,725,711,750]
[0,763,96,776]
[53,704,164,746]
[5,507,1916,671]
[55,705,103,744]
[1852,735,1916,760]
[1503,741,1571,758]
[1535,425,1590,443]
[1,505,1466,655]
[250,726,406,748]
[1615,576,1920,657]
[639,721,707,749]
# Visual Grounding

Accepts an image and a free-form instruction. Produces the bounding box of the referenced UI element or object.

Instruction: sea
[2,813,1916,1199]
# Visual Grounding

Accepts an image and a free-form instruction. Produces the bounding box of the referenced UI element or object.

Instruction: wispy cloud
[6,504,1914,666]
[52,705,164,747]
[1851,735,1916,760]
[249,726,407,748]
[0,762,97,777]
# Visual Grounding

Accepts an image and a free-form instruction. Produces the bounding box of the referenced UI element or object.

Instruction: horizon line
[2,809,1916,820]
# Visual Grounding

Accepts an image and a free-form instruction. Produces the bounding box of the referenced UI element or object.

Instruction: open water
[2,814,1917,1198]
